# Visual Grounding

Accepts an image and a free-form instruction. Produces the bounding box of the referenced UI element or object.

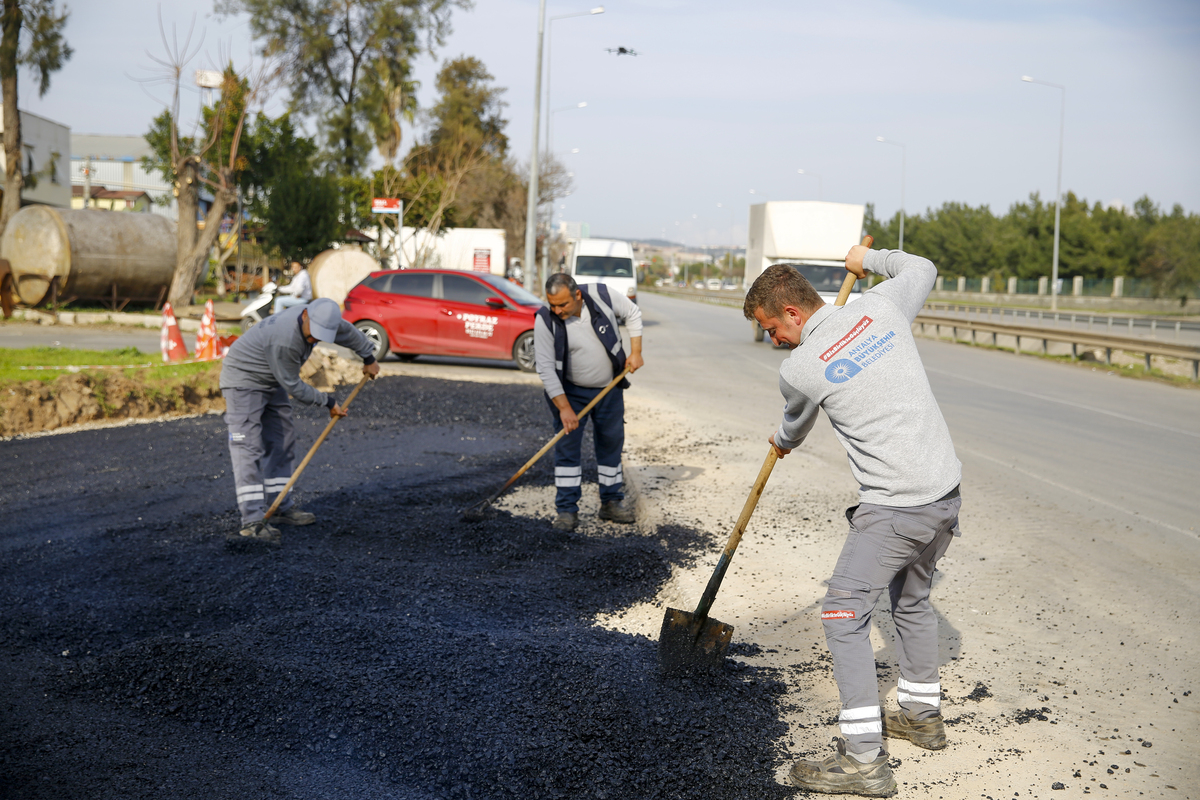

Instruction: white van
[567,238,638,304]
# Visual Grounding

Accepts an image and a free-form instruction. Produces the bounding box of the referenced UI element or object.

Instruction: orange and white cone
[195,299,217,360]
[160,302,189,362]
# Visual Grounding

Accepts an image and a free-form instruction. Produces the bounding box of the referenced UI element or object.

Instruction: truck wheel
[354,320,389,361]
[753,321,765,342]
[512,331,536,372]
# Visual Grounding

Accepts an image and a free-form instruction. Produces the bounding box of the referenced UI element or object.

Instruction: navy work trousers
[545,381,625,514]
[223,386,297,525]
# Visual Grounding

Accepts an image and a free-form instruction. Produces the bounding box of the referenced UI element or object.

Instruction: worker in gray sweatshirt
[220,298,379,546]
[743,246,962,797]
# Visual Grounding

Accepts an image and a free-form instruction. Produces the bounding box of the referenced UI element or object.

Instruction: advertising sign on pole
[473,249,491,272]
[371,198,403,214]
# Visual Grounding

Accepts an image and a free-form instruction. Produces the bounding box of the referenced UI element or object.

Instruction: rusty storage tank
[1,205,177,306]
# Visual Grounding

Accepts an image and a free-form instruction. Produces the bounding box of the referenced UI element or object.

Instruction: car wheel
[753,321,765,342]
[354,320,389,360]
[512,331,536,372]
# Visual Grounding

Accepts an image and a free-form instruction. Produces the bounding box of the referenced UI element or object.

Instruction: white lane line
[959,444,1198,541]
[925,367,1200,440]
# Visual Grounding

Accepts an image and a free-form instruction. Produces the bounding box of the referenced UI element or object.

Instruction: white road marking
[925,367,1200,440]
[959,444,1198,541]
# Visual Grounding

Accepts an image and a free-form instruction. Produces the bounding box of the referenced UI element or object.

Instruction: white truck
[566,238,638,304]
[745,201,866,342]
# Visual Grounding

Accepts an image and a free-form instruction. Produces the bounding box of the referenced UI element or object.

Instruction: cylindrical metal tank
[308,246,380,306]
[1,206,177,306]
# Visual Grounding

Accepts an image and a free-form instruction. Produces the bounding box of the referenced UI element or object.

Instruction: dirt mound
[1,370,223,437]
[0,375,798,799]
[300,348,366,392]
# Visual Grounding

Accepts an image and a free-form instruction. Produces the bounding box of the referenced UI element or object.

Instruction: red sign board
[473,249,491,272]
[371,198,402,214]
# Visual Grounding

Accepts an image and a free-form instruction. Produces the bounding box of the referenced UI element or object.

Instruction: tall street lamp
[875,136,906,251]
[797,168,822,200]
[1022,74,1066,312]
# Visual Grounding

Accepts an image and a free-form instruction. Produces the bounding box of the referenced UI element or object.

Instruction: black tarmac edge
[0,375,799,799]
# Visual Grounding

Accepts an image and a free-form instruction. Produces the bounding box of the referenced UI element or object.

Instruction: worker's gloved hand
[363,361,381,380]
[560,407,579,434]
[768,435,792,459]
[330,403,349,419]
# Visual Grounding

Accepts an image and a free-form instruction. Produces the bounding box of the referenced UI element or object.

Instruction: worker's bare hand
[768,436,792,459]
[625,353,644,374]
[560,407,579,434]
[845,245,869,279]
[330,403,349,419]
[363,361,381,380]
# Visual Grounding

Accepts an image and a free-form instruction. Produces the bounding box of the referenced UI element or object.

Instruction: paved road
[633,292,1200,542]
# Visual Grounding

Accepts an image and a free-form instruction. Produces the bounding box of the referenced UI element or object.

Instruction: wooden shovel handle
[834,234,875,306]
[263,375,371,521]
[476,365,633,507]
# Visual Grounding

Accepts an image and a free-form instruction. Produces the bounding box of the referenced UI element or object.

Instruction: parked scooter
[240,281,278,331]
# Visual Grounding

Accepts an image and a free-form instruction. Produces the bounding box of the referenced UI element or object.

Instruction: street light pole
[522,0,548,293]
[875,136,906,251]
[1022,75,1066,312]
[797,168,822,200]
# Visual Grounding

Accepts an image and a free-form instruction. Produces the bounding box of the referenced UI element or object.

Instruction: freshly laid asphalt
[0,375,797,799]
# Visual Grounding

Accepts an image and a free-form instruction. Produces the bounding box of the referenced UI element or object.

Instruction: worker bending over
[533,273,643,531]
[744,247,962,797]
[220,298,379,546]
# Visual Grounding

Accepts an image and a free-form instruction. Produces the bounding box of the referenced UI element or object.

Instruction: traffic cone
[160,302,189,362]
[195,300,217,360]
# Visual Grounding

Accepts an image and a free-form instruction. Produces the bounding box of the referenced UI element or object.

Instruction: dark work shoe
[226,520,281,549]
[883,709,947,750]
[273,508,316,526]
[598,501,635,523]
[787,738,896,797]
[552,512,578,532]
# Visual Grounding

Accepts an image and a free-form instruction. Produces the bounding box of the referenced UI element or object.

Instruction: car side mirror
[485,297,506,310]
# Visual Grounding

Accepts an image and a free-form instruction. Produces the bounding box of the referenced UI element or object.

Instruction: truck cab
[744,201,866,342]
[567,238,638,305]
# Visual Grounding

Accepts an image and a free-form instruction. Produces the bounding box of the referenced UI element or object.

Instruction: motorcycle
[240,281,278,332]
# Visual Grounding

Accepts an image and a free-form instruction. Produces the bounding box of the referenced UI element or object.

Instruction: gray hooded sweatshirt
[220,303,375,408]
[773,249,961,507]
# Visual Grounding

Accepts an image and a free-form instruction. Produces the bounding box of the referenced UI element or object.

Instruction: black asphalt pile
[0,375,797,799]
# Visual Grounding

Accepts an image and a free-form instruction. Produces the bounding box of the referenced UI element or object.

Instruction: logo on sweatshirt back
[825,359,862,383]
[820,316,873,362]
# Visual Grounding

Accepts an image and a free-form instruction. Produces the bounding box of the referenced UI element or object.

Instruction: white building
[0,110,71,208]
[70,134,176,219]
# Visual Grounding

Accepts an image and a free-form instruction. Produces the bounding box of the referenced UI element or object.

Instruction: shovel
[658,236,872,674]
[263,375,371,522]
[461,365,632,521]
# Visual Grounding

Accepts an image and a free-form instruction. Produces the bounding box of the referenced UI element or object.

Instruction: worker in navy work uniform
[219,298,380,546]
[533,273,643,531]
[743,245,962,797]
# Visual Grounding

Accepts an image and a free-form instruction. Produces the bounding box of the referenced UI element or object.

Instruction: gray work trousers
[223,387,296,525]
[820,488,961,756]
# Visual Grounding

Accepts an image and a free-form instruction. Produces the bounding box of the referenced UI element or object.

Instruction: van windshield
[575,256,634,278]
[795,264,858,293]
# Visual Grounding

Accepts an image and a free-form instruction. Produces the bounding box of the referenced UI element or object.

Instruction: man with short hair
[534,273,643,531]
[273,260,312,314]
[220,298,380,546]
[744,246,962,797]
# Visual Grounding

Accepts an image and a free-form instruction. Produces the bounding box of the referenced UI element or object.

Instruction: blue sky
[18,0,1200,246]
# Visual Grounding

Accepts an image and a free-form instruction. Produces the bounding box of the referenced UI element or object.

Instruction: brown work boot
[883,709,947,750]
[787,738,896,797]
[552,512,578,532]
[598,501,635,523]
[226,520,282,550]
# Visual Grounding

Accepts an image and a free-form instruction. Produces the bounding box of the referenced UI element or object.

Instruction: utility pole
[523,0,547,294]
[81,155,92,208]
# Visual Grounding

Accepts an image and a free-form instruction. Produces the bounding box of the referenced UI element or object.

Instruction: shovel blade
[658,607,734,675]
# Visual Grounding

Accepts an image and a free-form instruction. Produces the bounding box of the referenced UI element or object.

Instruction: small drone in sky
[605,47,638,56]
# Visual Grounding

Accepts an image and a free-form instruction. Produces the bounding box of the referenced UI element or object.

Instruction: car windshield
[575,256,634,278]
[795,264,858,293]
[478,273,544,306]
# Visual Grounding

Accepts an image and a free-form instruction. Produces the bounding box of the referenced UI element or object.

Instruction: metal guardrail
[925,302,1200,335]
[914,313,1200,381]
[643,286,746,309]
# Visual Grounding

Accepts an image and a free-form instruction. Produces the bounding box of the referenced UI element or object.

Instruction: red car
[341,269,544,372]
